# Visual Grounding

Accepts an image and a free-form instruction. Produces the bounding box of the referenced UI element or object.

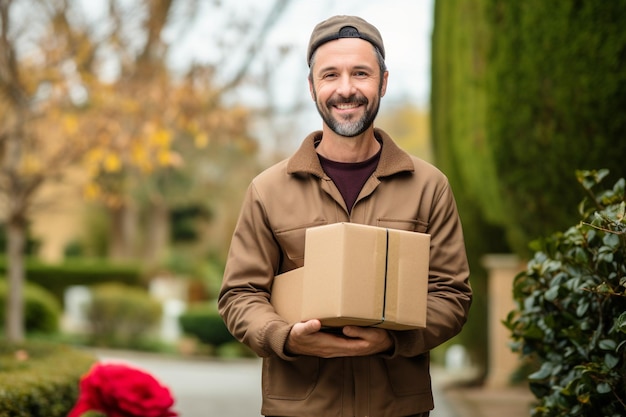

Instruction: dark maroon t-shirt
[318,149,381,214]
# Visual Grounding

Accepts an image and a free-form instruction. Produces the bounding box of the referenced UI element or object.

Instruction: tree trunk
[143,199,169,266]
[5,214,26,342]
[108,201,138,260]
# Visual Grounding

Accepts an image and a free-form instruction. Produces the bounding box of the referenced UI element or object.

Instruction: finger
[342,326,365,338]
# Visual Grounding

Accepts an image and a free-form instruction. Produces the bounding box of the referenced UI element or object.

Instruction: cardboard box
[271,267,304,325]
[271,223,430,330]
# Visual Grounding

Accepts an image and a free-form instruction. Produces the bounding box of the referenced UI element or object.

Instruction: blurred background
[1,0,624,388]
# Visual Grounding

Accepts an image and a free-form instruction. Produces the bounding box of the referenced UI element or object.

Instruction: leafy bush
[505,169,626,416]
[0,258,144,307]
[0,279,61,333]
[0,340,96,417]
[179,301,235,347]
[86,283,162,349]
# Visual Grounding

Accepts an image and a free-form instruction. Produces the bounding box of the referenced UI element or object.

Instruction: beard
[313,91,381,137]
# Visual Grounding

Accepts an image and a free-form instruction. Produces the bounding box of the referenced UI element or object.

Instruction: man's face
[309,38,388,137]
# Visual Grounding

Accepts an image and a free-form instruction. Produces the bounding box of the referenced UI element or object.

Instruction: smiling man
[218,15,472,417]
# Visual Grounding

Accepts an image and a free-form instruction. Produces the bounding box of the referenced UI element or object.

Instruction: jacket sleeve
[388,180,472,358]
[218,183,294,359]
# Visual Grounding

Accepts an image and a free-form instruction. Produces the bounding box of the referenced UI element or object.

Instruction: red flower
[69,362,178,417]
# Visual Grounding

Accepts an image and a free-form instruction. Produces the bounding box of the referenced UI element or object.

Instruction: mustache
[327,96,368,107]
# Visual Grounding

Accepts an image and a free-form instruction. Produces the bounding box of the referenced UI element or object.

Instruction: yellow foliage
[157,150,171,166]
[84,148,104,168]
[62,115,79,135]
[130,143,148,166]
[140,164,154,174]
[378,105,432,162]
[120,98,141,114]
[103,153,122,172]
[194,133,209,148]
[20,155,42,175]
[151,129,172,148]
[83,183,101,200]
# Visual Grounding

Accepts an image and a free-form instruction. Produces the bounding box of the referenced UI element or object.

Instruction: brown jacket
[218,128,472,417]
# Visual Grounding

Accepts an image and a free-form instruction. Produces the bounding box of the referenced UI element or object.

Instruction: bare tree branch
[217,0,291,95]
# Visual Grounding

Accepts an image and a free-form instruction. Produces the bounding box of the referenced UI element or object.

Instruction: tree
[431,0,626,373]
[431,0,507,371]
[1,0,97,341]
[0,0,291,342]
[486,1,626,255]
[77,0,292,265]
[432,0,626,257]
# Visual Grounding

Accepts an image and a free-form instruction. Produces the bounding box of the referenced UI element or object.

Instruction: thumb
[301,319,322,335]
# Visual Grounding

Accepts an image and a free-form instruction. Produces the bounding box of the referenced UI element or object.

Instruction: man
[218,15,472,417]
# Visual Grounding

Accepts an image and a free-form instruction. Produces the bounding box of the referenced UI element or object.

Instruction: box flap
[271,268,304,324]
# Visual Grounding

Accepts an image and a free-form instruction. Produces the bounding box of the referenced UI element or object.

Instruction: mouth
[334,102,361,111]
[329,97,367,115]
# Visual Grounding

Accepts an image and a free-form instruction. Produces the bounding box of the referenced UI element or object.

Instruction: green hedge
[433,1,626,256]
[179,302,235,347]
[0,280,61,334]
[431,0,626,375]
[0,340,96,417]
[86,283,162,349]
[0,258,144,307]
[485,1,626,255]
[431,0,504,372]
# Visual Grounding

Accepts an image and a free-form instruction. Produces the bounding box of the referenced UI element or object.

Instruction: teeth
[336,103,358,110]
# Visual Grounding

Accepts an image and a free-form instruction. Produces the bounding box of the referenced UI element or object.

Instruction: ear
[380,71,389,97]
[308,76,315,101]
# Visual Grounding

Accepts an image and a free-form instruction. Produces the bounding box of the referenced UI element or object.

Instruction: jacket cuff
[263,319,298,361]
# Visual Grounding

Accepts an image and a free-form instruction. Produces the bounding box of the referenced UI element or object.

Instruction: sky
[170,0,435,150]
[168,0,434,108]
[66,0,434,152]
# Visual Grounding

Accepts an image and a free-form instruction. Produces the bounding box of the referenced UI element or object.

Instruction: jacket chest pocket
[274,221,326,266]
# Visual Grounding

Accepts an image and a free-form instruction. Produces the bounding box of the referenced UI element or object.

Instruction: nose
[336,73,356,98]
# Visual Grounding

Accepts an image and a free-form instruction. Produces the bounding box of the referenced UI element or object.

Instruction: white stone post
[149,276,188,343]
[62,285,92,333]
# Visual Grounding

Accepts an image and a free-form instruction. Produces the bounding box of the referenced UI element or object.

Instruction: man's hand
[285,319,394,358]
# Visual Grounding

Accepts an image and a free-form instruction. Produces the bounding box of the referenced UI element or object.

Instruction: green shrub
[0,258,144,308]
[505,169,626,416]
[179,301,235,347]
[0,340,96,417]
[86,283,162,349]
[0,279,61,334]
[215,340,256,358]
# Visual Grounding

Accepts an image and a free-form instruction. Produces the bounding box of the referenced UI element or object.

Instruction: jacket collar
[286,128,414,178]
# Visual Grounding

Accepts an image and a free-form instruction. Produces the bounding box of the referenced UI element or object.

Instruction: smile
[334,102,361,110]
